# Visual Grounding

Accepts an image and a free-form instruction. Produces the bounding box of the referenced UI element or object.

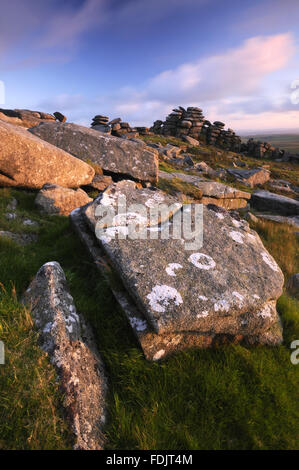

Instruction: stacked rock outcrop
[203,122,241,152]
[110,118,138,138]
[241,139,285,159]
[153,106,205,140]
[90,115,140,138]
[177,107,205,138]
[150,106,242,152]
[0,108,57,128]
[91,115,111,133]
[135,127,152,136]
[53,111,67,123]
[151,120,164,134]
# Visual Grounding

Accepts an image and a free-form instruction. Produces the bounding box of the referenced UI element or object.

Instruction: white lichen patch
[253,294,260,300]
[188,253,216,270]
[153,349,165,361]
[198,295,208,301]
[100,193,116,207]
[146,285,183,313]
[261,252,280,272]
[257,303,273,319]
[232,291,244,303]
[229,231,244,244]
[197,310,209,318]
[144,192,165,208]
[232,219,242,228]
[214,299,230,312]
[165,263,183,277]
[129,316,147,332]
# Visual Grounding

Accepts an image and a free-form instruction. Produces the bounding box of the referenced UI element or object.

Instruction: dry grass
[157,177,203,201]
[250,218,299,280]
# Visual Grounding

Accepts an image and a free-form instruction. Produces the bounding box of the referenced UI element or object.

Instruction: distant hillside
[241,134,299,154]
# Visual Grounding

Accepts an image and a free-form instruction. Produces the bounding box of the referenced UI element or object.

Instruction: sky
[1,0,299,133]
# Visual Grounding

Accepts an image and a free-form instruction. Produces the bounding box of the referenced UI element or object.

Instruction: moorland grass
[0,187,298,450]
[154,134,299,193]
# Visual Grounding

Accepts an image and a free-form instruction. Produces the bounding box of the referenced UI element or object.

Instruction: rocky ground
[0,110,298,450]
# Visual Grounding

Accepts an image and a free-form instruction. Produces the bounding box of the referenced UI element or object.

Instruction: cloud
[35,33,298,132]
[40,0,107,48]
[0,0,209,64]
[0,1,48,54]
[108,0,209,29]
[236,0,299,36]
[223,110,299,133]
[92,33,296,127]
[39,93,85,111]
[145,33,295,103]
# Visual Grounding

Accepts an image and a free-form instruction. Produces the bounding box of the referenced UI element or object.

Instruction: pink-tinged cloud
[145,33,296,102]
[35,33,298,132]
[89,33,297,128]
[223,110,299,133]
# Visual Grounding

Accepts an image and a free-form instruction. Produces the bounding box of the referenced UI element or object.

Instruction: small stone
[182,135,200,146]
[53,111,67,123]
[23,218,38,227]
[184,155,195,167]
[87,174,113,191]
[5,212,17,220]
[7,198,17,211]
[35,184,92,216]
[227,168,270,188]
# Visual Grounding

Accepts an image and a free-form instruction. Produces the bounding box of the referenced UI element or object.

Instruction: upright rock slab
[22,262,107,450]
[71,182,284,360]
[0,121,95,189]
[29,122,159,184]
